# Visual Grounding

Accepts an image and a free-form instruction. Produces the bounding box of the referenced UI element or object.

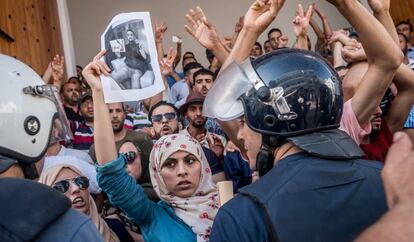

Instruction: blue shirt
[97,156,196,242]
[211,152,387,242]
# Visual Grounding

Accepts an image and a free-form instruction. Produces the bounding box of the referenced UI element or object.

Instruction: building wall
[67,0,354,69]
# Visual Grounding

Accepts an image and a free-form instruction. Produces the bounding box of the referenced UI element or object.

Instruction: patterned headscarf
[150,134,219,241]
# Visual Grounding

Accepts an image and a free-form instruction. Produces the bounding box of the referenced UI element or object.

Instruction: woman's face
[119,142,142,181]
[160,150,201,198]
[54,168,90,215]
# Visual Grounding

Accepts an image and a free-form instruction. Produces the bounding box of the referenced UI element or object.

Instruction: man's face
[370,106,383,133]
[396,23,412,41]
[185,67,202,85]
[126,31,136,42]
[152,105,179,139]
[108,102,125,133]
[62,82,80,106]
[237,117,262,170]
[269,31,281,50]
[186,103,206,129]
[398,34,408,53]
[79,97,94,122]
[250,44,263,57]
[264,41,272,53]
[193,74,213,97]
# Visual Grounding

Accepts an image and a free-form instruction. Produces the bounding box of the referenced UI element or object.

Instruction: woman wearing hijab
[83,52,219,241]
[38,164,120,242]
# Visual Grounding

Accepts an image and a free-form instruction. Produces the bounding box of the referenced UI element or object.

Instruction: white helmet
[0,54,72,164]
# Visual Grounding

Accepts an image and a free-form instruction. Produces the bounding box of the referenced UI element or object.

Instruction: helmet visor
[203,60,254,121]
[23,85,73,143]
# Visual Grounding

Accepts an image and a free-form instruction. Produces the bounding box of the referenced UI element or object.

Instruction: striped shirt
[70,121,94,152]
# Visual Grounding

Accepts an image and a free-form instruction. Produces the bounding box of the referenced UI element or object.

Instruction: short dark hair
[183,51,195,58]
[254,42,263,49]
[192,69,214,85]
[183,62,204,76]
[396,20,413,33]
[264,40,270,45]
[267,28,282,39]
[148,101,178,122]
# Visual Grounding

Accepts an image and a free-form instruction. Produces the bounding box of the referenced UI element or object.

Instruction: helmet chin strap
[256,135,287,177]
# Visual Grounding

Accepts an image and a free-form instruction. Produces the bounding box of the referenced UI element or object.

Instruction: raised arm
[292,4,313,50]
[82,50,117,164]
[155,23,168,63]
[327,0,403,125]
[185,6,229,64]
[217,0,286,152]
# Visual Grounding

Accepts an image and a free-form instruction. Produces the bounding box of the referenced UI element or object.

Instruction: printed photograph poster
[100,12,164,103]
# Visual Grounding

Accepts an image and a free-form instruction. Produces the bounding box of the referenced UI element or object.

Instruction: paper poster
[100,12,164,103]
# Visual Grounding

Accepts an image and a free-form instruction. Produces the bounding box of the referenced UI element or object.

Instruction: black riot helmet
[204,48,363,175]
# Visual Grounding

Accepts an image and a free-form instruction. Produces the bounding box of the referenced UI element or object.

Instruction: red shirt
[360,120,393,163]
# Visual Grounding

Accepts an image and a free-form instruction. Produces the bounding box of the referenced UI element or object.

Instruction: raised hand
[293,4,314,37]
[185,6,220,50]
[278,35,289,48]
[51,54,64,81]
[159,47,177,76]
[341,45,367,63]
[314,5,333,40]
[207,133,225,159]
[82,50,111,92]
[234,16,244,33]
[244,0,286,33]
[155,22,168,43]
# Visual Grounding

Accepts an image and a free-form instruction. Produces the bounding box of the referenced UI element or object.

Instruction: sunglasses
[122,151,137,164]
[151,112,177,123]
[52,176,90,194]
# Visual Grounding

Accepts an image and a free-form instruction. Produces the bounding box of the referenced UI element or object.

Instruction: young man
[396,20,414,60]
[89,102,151,163]
[250,42,263,57]
[70,92,94,151]
[192,68,214,97]
[179,92,226,152]
[267,28,282,50]
[169,62,203,108]
[60,77,83,122]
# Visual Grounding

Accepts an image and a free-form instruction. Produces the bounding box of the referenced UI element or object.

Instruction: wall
[0,0,64,75]
[67,0,354,69]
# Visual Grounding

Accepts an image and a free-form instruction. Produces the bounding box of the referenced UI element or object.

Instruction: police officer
[0,54,103,241]
[204,0,403,241]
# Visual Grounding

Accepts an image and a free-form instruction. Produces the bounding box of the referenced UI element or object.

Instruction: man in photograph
[111,28,154,90]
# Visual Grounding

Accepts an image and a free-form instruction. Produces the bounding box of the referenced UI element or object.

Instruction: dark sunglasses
[151,112,177,123]
[122,151,137,164]
[52,176,90,193]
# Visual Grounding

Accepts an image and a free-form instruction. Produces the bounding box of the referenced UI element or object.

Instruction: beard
[112,119,125,133]
[190,117,207,129]
[155,125,179,139]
